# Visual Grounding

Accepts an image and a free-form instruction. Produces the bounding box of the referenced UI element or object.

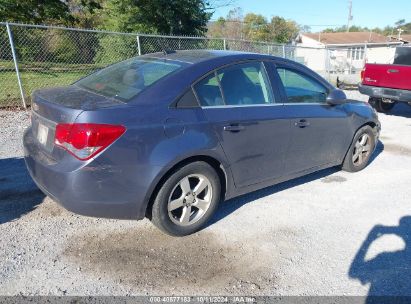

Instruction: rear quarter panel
[75,104,231,218]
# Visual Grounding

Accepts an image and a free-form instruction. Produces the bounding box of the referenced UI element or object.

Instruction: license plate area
[32,111,56,153]
[37,123,49,146]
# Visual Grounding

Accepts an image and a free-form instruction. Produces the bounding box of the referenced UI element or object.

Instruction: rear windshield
[75,58,183,102]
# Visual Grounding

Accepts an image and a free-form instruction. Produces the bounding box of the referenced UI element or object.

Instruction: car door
[272,63,352,175]
[193,61,291,188]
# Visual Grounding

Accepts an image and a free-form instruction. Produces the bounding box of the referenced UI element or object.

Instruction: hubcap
[167,174,212,226]
[352,133,372,166]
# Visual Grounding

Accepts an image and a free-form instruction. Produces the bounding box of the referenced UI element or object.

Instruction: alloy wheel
[167,174,213,226]
[352,133,372,166]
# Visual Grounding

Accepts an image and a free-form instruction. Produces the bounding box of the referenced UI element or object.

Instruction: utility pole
[397,28,404,40]
[346,0,353,32]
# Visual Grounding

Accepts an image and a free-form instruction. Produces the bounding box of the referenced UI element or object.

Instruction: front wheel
[151,161,221,236]
[369,97,396,113]
[342,125,376,172]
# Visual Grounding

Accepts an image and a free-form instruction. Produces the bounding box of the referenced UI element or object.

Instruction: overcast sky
[212,0,410,32]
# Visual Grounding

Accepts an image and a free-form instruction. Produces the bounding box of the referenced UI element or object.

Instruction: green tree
[243,13,270,41]
[100,0,211,36]
[0,0,101,26]
[0,0,73,24]
[270,16,299,43]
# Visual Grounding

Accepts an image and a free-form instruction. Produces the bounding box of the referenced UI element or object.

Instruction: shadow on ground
[386,103,411,119]
[0,157,44,224]
[209,140,384,226]
[350,216,411,302]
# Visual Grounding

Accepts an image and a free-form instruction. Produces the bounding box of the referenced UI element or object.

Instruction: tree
[207,7,244,39]
[100,0,212,36]
[243,13,270,41]
[0,0,73,25]
[395,19,406,28]
[68,0,103,28]
[270,16,299,43]
[0,0,101,26]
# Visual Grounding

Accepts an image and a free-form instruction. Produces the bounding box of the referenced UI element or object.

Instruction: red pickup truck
[359,47,411,113]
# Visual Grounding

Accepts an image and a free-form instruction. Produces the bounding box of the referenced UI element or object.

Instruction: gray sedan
[23,50,380,236]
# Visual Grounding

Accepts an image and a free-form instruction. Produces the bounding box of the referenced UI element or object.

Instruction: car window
[217,62,274,106]
[76,58,183,102]
[193,72,224,107]
[277,68,327,103]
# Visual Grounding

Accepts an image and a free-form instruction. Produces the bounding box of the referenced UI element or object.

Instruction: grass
[0,70,89,107]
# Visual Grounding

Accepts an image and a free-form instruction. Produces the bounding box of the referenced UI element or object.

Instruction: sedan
[23,50,380,236]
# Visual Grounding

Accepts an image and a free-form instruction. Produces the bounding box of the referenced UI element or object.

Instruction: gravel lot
[1,90,411,296]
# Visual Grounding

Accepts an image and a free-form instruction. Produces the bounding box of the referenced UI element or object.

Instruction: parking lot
[1,90,411,296]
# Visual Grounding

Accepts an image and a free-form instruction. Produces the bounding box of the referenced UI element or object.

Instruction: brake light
[55,123,126,160]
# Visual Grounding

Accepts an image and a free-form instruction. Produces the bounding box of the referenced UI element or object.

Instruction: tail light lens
[55,123,126,160]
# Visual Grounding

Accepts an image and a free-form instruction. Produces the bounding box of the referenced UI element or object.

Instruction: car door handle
[387,69,399,73]
[294,119,310,128]
[223,124,245,132]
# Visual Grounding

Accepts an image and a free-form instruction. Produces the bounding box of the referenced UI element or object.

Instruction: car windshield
[75,58,183,102]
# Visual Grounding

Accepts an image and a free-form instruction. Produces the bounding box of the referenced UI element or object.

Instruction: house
[295,32,402,77]
[389,34,411,44]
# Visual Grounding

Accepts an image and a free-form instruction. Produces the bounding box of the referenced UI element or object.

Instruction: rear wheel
[342,125,376,172]
[369,97,396,113]
[151,161,221,236]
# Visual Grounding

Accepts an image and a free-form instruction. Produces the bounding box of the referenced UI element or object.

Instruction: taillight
[55,123,126,160]
[361,67,365,83]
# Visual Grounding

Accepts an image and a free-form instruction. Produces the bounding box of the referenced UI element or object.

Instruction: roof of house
[302,32,391,45]
[390,34,411,43]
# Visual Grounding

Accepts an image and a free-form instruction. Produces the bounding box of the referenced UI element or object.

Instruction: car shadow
[386,103,411,119]
[349,216,411,301]
[209,142,384,226]
[0,157,44,224]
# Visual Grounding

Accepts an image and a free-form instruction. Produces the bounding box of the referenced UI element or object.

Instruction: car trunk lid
[30,86,123,158]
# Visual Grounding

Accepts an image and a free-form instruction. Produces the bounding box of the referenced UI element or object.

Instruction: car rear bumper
[23,128,155,220]
[359,84,411,102]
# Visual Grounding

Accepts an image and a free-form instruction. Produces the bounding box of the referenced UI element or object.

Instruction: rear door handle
[294,119,310,128]
[388,69,399,73]
[223,124,245,132]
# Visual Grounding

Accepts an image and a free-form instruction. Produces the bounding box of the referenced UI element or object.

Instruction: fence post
[282,44,286,58]
[326,48,331,81]
[223,38,226,50]
[137,35,142,56]
[6,22,27,109]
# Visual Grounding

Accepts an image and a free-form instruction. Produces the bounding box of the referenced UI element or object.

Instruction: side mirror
[326,89,347,105]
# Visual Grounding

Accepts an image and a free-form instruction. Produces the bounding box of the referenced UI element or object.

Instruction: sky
[211,0,410,32]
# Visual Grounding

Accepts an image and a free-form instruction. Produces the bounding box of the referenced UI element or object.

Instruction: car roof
[133,49,334,106]
[140,49,273,65]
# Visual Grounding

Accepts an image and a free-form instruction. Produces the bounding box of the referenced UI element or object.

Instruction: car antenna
[163,49,176,55]
[155,37,176,56]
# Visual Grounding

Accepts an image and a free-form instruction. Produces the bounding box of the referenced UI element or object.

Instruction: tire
[151,161,221,236]
[342,125,376,172]
[337,78,346,90]
[369,97,395,113]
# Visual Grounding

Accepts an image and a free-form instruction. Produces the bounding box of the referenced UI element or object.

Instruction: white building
[295,32,402,79]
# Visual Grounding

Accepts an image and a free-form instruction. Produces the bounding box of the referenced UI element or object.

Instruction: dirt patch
[64,227,274,294]
[383,144,411,156]
[34,199,66,217]
[321,176,347,183]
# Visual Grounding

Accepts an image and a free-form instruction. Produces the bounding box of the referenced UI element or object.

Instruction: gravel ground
[1,90,411,296]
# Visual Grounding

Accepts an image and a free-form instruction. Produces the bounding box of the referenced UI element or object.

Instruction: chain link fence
[0,22,344,109]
